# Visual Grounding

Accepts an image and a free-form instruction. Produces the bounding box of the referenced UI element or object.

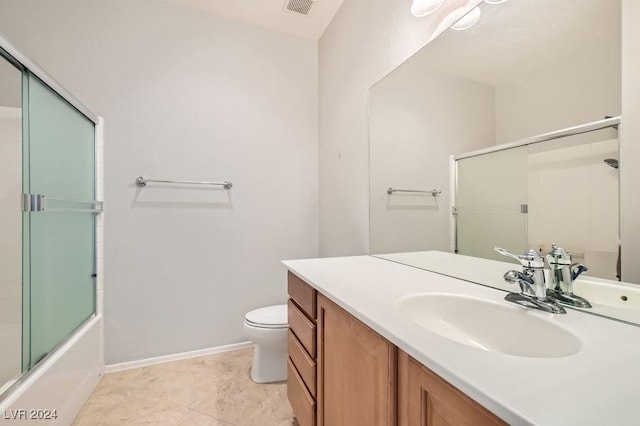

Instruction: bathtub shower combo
[0,35,103,423]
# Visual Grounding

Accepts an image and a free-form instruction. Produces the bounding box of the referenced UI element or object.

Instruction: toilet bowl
[243,304,288,383]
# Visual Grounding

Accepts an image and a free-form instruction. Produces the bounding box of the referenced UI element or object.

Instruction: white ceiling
[161,0,345,40]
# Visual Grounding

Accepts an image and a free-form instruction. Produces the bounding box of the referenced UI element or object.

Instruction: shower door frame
[0,33,102,404]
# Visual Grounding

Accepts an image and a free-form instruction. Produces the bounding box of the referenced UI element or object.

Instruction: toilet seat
[244,304,287,329]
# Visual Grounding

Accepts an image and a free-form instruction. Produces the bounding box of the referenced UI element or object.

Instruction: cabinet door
[398,351,506,426]
[317,294,397,426]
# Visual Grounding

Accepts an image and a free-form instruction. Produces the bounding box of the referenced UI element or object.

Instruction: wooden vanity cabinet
[316,293,397,426]
[287,272,505,426]
[398,351,506,426]
[287,272,318,426]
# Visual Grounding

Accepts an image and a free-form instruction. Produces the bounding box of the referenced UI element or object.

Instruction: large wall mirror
[368,0,638,323]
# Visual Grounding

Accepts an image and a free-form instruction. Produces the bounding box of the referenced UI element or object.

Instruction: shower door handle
[22,194,103,213]
[22,193,45,212]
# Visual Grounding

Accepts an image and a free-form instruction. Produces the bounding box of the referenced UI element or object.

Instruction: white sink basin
[397,293,581,358]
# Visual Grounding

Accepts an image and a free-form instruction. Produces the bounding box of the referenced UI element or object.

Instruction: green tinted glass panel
[27,74,95,366]
[456,147,528,261]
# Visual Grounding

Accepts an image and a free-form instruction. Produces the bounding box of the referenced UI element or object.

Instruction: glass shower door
[25,73,96,367]
[455,146,528,261]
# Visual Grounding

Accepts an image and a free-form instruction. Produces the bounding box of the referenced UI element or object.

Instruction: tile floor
[73,348,295,425]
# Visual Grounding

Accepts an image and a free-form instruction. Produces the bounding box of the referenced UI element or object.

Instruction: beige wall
[621,0,640,282]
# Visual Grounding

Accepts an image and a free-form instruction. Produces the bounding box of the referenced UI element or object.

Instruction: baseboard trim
[105,341,254,373]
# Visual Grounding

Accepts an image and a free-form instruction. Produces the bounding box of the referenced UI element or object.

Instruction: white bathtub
[0,316,104,425]
[0,322,21,394]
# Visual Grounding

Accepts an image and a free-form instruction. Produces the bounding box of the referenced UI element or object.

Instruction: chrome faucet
[545,243,591,308]
[494,247,566,314]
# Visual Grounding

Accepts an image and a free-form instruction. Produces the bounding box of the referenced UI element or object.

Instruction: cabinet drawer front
[288,271,317,319]
[288,300,316,357]
[288,330,316,397]
[288,358,316,426]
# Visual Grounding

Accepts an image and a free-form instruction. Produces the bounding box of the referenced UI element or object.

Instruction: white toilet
[243,304,288,383]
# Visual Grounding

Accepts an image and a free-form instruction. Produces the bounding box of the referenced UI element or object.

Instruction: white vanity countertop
[283,255,640,426]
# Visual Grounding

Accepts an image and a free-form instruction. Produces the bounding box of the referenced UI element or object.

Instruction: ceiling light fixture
[484,0,509,4]
[450,6,482,30]
[410,0,445,17]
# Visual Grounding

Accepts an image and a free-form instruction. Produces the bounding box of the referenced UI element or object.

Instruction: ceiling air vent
[284,0,315,16]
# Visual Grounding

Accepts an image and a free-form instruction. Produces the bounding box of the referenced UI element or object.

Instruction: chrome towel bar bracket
[135,176,233,189]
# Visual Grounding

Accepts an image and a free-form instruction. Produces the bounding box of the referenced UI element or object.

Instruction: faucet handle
[546,243,572,266]
[494,247,545,268]
[503,270,536,296]
[571,264,588,280]
[546,244,589,279]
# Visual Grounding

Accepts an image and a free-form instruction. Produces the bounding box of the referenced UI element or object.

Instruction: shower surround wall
[527,139,620,279]
[0,0,318,365]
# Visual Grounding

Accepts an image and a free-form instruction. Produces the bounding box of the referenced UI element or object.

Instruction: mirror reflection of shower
[455,126,620,281]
